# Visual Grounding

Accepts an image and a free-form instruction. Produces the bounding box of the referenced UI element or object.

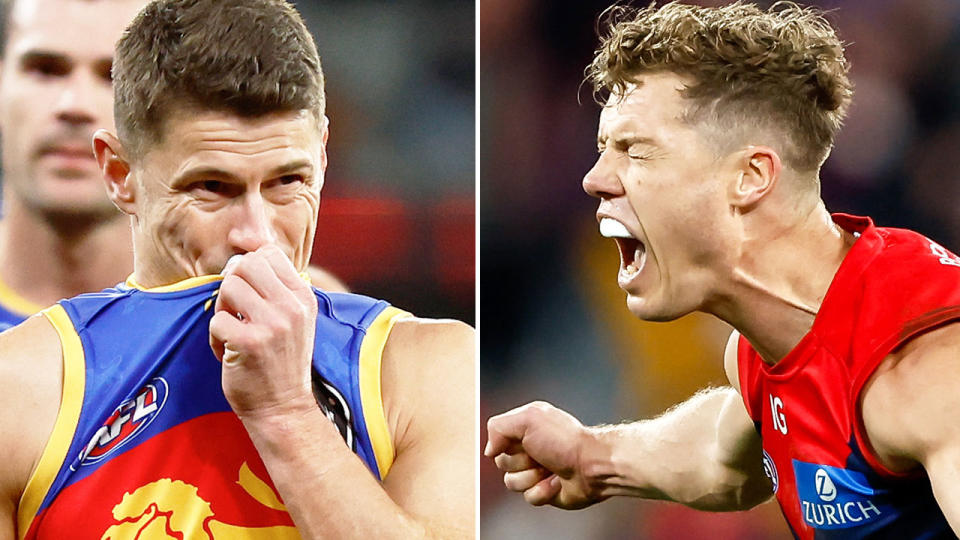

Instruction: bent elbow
[684,468,774,511]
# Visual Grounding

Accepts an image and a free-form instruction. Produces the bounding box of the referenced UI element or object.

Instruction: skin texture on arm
[209,245,475,539]
[485,330,772,511]
[0,315,63,540]
[861,322,960,534]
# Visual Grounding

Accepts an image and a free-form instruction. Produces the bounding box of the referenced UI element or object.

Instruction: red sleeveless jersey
[738,214,960,539]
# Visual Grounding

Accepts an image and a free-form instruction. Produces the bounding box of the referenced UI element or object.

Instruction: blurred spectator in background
[480,0,960,538]
[0,0,143,329]
[0,0,474,329]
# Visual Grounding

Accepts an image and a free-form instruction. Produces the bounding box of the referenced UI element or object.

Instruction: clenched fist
[485,401,607,509]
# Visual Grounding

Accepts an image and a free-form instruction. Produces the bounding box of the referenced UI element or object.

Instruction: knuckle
[221,274,242,290]
[527,400,554,415]
[504,472,526,492]
[290,302,310,322]
[523,487,545,506]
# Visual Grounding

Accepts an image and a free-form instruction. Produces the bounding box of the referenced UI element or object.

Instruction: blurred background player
[0,0,474,329]
[481,0,960,538]
[0,0,142,328]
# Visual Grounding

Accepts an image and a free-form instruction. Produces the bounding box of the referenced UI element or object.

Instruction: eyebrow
[175,167,238,183]
[175,160,315,183]
[598,134,660,147]
[268,160,314,177]
[18,49,114,72]
[17,50,70,67]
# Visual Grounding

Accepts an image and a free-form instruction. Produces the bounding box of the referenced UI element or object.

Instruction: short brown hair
[587,1,852,171]
[113,0,325,156]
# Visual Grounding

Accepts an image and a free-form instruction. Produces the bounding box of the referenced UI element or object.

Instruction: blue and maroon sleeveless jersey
[17,274,409,539]
[738,214,960,539]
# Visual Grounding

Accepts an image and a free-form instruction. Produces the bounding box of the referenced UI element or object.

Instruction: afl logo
[762,450,778,493]
[74,378,169,469]
[815,468,838,502]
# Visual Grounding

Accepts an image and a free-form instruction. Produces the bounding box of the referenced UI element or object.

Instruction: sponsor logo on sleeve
[311,371,356,451]
[72,378,169,470]
[762,450,779,494]
[792,460,889,530]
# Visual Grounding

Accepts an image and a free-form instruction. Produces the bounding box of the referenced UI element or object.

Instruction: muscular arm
[211,247,475,539]
[0,315,63,540]
[485,330,772,511]
[861,322,960,534]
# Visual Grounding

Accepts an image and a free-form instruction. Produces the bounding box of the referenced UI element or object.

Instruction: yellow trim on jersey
[358,306,410,480]
[126,271,312,293]
[0,276,44,318]
[18,305,85,539]
[124,274,224,292]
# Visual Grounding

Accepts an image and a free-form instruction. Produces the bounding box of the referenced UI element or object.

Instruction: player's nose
[582,152,624,199]
[227,193,278,253]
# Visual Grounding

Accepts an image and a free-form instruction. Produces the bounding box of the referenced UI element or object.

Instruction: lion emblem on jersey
[100,464,300,539]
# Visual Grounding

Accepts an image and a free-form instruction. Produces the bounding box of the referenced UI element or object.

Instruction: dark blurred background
[480,0,960,537]
[300,1,475,324]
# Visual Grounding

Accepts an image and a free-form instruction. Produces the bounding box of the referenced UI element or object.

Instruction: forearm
[241,408,458,539]
[583,387,770,510]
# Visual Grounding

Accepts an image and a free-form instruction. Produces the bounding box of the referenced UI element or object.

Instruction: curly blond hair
[587,1,853,171]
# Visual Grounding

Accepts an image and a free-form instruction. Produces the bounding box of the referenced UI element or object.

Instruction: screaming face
[584,72,739,322]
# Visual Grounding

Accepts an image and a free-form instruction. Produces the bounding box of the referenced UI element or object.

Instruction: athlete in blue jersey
[487,2,960,538]
[0,0,348,334]
[0,0,475,538]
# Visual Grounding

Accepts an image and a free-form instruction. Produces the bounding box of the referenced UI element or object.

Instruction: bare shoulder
[383,316,476,359]
[861,321,960,472]
[0,314,63,529]
[723,329,742,392]
[380,316,476,446]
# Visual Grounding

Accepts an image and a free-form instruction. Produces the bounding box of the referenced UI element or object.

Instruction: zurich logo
[762,450,778,493]
[793,460,886,529]
[815,468,837,502]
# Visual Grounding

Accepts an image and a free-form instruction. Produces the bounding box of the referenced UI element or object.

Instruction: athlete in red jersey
[486,3,960,537]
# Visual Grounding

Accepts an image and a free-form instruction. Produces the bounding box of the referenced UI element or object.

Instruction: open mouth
[600,218,646,277]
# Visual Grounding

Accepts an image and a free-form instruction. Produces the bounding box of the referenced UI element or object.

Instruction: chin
[625,293,688,322]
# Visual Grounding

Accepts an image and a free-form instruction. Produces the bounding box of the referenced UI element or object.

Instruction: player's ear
[93,130,137,215]
[320,115,329,172]
[729,145,781,210]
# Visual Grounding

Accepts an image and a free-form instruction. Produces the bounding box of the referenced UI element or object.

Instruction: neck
[706,199,854,364]
[0,196,134,309]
